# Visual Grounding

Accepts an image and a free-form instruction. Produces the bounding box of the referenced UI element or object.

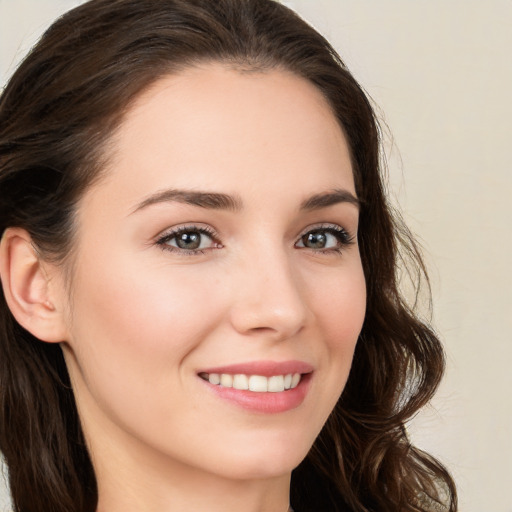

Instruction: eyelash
[156,225,220,255]
[155,223,355,256]
[296,224,355,255]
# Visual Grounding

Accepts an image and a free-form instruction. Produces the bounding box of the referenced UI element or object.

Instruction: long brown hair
[0,0,456,510]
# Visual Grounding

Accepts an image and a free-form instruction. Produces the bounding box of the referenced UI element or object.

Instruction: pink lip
[198,360,314,377]
[197,360,314,414]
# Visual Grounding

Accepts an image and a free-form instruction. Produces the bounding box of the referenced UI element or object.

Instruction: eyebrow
[131,187,359,214]
[299,189,360,211]
[131,189,243,213]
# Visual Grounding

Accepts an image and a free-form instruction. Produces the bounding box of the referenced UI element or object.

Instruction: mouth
[197,361,313,413]
[198,372,302,392]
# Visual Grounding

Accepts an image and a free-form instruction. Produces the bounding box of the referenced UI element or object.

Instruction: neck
[77,378,293,512]
[90,429,291,512]
[95,469,291,512]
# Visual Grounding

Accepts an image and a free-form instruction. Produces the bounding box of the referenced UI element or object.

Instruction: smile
[197,361,313,413]
[199,372,301,392]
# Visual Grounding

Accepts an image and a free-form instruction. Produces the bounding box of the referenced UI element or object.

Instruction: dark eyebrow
[131,189,243,214]
[131,187,359,215]
[299,189,360,211]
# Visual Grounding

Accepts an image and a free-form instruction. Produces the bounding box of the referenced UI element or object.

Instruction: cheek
[66,255,224,416]
[303,260,366,400]
[73,257,219,351]
[308,261,366,348]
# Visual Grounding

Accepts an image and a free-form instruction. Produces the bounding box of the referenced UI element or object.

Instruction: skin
[49,64,367,511]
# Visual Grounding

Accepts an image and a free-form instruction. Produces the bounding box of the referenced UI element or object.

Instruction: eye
[156,225,219,254]
[295,225,354,253]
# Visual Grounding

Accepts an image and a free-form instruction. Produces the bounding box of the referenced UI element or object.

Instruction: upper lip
[197,360,314,377]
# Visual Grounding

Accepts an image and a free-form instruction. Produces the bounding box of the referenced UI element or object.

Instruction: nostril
[227,267,308,338]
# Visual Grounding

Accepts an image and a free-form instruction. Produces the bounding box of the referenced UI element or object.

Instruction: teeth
[209,373,220,385]
[205,372,302,392]
[220,374,233,387]
[233,374,249,390]
[249,375,267,392]
[268,375,285,392]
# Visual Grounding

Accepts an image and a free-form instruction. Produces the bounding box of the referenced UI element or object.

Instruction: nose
[228,248,308,342]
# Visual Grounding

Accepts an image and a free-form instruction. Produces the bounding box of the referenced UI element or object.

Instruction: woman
[0,0,457,511]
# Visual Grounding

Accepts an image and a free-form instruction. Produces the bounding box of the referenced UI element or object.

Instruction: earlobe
[0,227,68,343]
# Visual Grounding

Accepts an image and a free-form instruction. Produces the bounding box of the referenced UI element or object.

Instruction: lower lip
[200,373,312,414]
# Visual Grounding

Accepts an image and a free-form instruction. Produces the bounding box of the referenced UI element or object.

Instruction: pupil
[305,231,326,248]
[177,232,201,249]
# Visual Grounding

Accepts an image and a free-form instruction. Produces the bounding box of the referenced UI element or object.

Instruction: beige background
[1,1,511,510]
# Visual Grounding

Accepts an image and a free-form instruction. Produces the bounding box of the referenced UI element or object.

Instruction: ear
[0,227,68,343]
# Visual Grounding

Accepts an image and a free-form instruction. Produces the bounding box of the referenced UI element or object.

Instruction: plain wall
[1,1,511,510]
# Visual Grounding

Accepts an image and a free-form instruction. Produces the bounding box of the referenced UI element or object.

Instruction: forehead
[87,63,355,211]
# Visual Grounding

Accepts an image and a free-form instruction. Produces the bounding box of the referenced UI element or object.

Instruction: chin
[208,434,312,481]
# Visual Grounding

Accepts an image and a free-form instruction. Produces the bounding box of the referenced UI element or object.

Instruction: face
[57,64,366,485]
